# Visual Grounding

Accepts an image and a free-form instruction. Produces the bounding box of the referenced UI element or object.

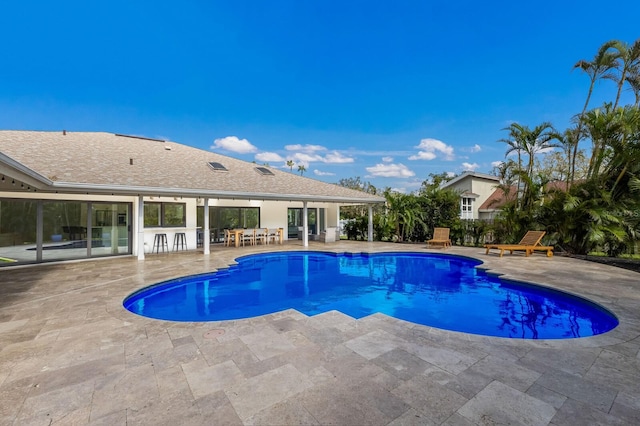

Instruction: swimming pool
[123,251,618,339]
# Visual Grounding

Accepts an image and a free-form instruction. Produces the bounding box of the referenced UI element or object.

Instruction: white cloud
[255,152,284,163]
[382,156,393,162]
[390,187,408,194]
[292,152,322,164]
[446,171,456,178]
[471,144,481,153]
[313,169,335,176]
[537,146,556,154]
[409,138,455,161]
[211,136,257,154]
[491,160,504,168]
[408,151,437,161]
[365,163,415,178]
[284,144,326,152]
[323,151,354,163]
[461,162,479,171]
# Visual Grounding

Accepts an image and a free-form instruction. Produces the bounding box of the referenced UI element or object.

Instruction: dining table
[229,228,248,248]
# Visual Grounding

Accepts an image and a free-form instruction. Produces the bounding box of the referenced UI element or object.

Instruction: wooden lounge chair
[427,227,451,248]
[485,230,554,257]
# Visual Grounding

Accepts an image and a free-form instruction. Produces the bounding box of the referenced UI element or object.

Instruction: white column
[302,201,308,247]
[203,198,210,255]
[368,205,373,242]
[137,195,145,260]
[336,205,341,241]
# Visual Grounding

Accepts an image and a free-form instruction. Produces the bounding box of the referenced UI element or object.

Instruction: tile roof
[478,186,517,210]
[0,131,385,203]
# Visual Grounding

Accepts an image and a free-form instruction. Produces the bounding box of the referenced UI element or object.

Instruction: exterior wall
[471,179,499,216]
[141,197,198,254]
[445,180,472,194]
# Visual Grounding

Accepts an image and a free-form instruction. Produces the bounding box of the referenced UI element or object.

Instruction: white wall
[471,179,499,217]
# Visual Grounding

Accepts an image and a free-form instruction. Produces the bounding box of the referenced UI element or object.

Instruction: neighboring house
[0,131,385,266]
[477,185,516,220]
[440,171,501,220]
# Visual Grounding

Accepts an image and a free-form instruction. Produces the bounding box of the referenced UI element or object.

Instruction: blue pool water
[123,251,618,339]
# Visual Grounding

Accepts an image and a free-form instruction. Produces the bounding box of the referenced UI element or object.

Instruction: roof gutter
[49,182,386,204]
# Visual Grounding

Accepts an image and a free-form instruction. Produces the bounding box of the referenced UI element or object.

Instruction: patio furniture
[152,233,168,253]
[223,229,236,247]
[241,229,255,246]
[173,232,187,251]
[267,228,284,244]
[319,227,338,243]
[485,230,554,257]
[427,227,451,248]
[255,228,268,245]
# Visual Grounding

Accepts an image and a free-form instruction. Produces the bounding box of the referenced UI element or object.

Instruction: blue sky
[1,1,639,192]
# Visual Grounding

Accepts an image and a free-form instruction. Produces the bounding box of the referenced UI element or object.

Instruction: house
[440,171,501,220]
[0,131,385,266]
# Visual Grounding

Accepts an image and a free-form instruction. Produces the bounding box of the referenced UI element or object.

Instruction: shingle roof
[0,131,385,204]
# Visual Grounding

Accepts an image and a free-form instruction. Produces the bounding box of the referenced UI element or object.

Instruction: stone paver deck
[1,241,639,425]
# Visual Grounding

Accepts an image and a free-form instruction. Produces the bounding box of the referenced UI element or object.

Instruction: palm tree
[297,165,306,176]
[581,103,623,180]
[499,124,526,207]
[500,122,556,208]
[626,73,640,107]
[573,41,618,115]
[573,40,618,185]
[609,38,640,109]
[286,160,294,172]
[550,127,580,185]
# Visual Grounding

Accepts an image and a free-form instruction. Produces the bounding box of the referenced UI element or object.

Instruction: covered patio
[1,242,639,425]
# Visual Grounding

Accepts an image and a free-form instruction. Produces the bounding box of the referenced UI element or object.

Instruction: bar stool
[152,233,168,253]
[173,232,187,251]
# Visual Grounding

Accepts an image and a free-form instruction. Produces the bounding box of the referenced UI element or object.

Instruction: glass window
[42,201,88,262]
[0,199,37,263]
[164,203,185,226]
[197,206,260,242]
[144,202,185,227]
[144,203,161,227]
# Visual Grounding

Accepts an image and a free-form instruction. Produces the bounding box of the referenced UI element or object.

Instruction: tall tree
[572,41,618,187]
[499,124,526,207]
[609,38,640,109]
[286,160,294,171]
[626,73,640,107]
[573,41,618,115]
[500,122,556,208]
[297,165,306,176]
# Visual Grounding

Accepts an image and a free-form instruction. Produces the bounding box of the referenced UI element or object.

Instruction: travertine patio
[1,241,639,425]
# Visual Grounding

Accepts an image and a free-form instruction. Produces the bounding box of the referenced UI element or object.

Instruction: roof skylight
[255,166,274,176]
[208,162,228,171]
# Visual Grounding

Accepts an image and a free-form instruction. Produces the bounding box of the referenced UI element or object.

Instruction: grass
[588,251,640,260]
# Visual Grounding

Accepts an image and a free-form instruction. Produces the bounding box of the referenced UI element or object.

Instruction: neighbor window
[461,198,473,220]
